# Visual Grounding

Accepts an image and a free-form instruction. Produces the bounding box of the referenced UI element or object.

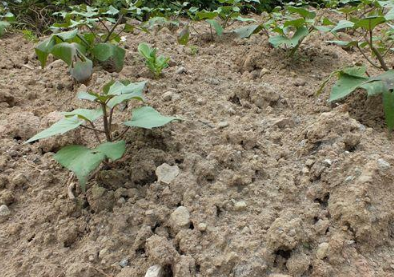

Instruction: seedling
[0,12,15,37]
[234,6,324,57]
[35,5,129,83]
[318,4,394,132]
[138,43,170,78]
[268,6,319,57]
[178,1,258,45]
[26,80,180,191]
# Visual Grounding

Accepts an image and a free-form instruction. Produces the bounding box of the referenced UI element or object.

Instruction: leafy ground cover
[2,1,394,277]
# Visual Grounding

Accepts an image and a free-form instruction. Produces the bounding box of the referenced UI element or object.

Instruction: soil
[1,15,394,277]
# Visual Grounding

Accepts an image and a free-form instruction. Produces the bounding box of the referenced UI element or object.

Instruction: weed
[138,43,170,78]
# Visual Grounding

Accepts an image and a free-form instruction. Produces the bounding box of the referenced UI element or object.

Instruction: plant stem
[104,14,124,43]
[367,29,389,71]
[114,127,130,141]
[101,103,112,141]
[98,18,111,33]
[357,45,381,69]
[108,107,114,133]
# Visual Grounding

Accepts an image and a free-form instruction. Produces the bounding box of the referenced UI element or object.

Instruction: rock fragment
[155,163,179,185]
[316,242,330,259]
[170,206,190,231]
[145,265,163,277]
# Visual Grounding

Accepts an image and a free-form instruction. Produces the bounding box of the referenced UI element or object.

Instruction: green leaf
[329,66,368,102]
[234,24,263,39]
[92,43,126,73]
[284,18,306,28]
[233,16,256,22]
[196,10,218,20]
[26,115,83,143]
[54,141,126,191]
[51,42,85,66]
[360,81,387,96]
[206,19,223,36]
[107,81,147,95]
[0,21,10,37]
[63,108,103,122]
[354,16,386,31]
[54,145,105,192]
[327,40,358,47]
[107,90,144,109]
[286,6,316,19]
[35,37,56,68]
[55,29,79,41]
[77,91,99,102]
[70,59,93,83]
[124,106,180,129]
[95,141,126,160]
[269,26,309,48]
[331,20,354,33]
[383,90,394,131]
[178,25,190,45]
[138,43,152,59]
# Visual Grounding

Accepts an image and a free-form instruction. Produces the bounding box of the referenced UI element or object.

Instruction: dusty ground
[1,16,394,277]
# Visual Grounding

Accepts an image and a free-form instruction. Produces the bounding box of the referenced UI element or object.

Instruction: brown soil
[1,18,394,277]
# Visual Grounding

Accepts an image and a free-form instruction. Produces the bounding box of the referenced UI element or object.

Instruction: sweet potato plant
[26,80,180,191]
[318,1,394,131]
[35,5,129,83]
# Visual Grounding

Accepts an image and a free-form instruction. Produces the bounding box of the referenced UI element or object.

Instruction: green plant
[318,3,394,131]
[0,12,15,37]
[35,5,129,83]
[177,1,258,44]
[268,6,320,57]
[138,43,170,78]
[26,80,180,191]
[234,5,326,57]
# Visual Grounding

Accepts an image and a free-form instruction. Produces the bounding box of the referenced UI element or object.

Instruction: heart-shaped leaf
[70,59,93,83]
[234,24,263,39]
[124,106,180,129]
[92,43,126,73]
[54,141,126,191]
[26,115,83,143]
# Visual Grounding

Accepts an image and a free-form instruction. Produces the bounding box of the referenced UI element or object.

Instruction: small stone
[170,206,190,230]
[78,84,87,93]
[162,91,174,101]
[260,68,269,77]
[294,79,306,87]
[0,205,11,222]
[218,121,229,129]
[176,67,186,74]
[316,242,329,259]
[273,117,294,128]
[117,197,126,205]
[99,248,108,258]
[234,201,247,211]
[198,223,207,232]
[0,190,15,205]
[323,159,332,166]
[155,163,180,185]
[145,265,164,277]
[88,255,95,262]
[305,159,315,167]
[119,258,129,268]
[345,176,354,182]
[378,158,390,171]
[11,173,28,187]
[196,98,206,105]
